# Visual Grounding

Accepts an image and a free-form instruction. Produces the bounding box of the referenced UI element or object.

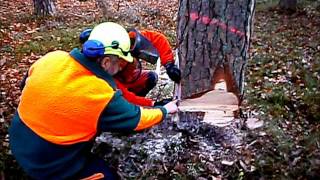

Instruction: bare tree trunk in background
[96,0,140,23]
[177,0,255,100]
[96,0,112,18]
[279,0,297,13]
[96,0,121,18]
[33,0,56,16]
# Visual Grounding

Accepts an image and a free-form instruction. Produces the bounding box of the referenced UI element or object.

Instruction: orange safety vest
[18,50,114,145]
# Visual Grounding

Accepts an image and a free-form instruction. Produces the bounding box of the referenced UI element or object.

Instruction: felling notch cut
[175,0,254,125]
[178,83,239,127]
[173,50,239,126]
[176,66,240,126]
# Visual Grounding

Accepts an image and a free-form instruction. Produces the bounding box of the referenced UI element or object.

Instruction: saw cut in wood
[178,81,239,127]
[202,111,234,127]
[179,88,239,112]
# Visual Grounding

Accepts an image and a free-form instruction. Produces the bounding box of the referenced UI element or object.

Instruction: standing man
[9,22,178,180]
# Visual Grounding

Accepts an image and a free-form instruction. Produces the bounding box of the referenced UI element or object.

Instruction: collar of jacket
[70,48,116,89]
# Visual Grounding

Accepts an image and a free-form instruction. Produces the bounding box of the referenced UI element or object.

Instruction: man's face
[101,56,128,76]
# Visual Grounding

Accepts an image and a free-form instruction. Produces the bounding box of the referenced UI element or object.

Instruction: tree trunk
[33,0,56,16]
[177,0,255,100]
[96,0,122,18]
[279,0,297,13]
[96,0,113,18]
[95,0,141,23]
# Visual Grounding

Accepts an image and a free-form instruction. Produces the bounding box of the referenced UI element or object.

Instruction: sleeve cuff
[156,106,167,120]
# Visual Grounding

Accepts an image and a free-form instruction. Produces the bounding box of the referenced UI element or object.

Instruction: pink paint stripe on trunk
[190,12,245,38]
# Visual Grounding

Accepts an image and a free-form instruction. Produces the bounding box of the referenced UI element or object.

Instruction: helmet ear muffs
[79,28,92,44]
[82,40,105,59]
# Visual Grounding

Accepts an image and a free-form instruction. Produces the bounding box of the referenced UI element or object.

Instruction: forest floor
[1,0,320,179]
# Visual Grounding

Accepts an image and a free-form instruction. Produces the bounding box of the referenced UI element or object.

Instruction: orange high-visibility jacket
[116,30,175,106]
[9,49,167,179]
[140,30,174,66]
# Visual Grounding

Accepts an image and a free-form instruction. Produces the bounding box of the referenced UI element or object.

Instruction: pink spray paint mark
[189,12,245,38]
[210,19,219,25]
[202,16,211,25]
[230,27,237,33]
[190,12,199,20]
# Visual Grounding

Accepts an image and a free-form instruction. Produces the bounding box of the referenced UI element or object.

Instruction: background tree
[95,0,122,19]
[177,0,255,100]
[279,0,297,13]
[33,0,57,16]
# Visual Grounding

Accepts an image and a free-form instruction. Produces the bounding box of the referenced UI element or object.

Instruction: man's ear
[100,56,112,70]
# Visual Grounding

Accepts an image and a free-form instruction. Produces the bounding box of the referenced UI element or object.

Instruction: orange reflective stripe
[18,51,114,145]
[80,173,105,180]
[134,107,163,131]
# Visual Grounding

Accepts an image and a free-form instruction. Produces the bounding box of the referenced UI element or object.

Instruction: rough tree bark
[279,0,297,13]
[33,0,56,16]
[95,0,121,18]
[177,0,255,100]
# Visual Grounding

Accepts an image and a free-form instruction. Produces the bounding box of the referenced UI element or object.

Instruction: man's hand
[163,100,179,114]
[165,62,181,83]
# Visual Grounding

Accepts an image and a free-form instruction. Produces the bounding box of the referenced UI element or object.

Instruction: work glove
[154,98,173,106]
[163,100,179,114]
[165,62,181,83]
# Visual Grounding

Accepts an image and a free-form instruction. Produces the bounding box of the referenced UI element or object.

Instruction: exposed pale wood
[178,83,239,127]
[203,111,234,127]
[179,105,238,112]
[246,118,264,129]
[179,89,239,112]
